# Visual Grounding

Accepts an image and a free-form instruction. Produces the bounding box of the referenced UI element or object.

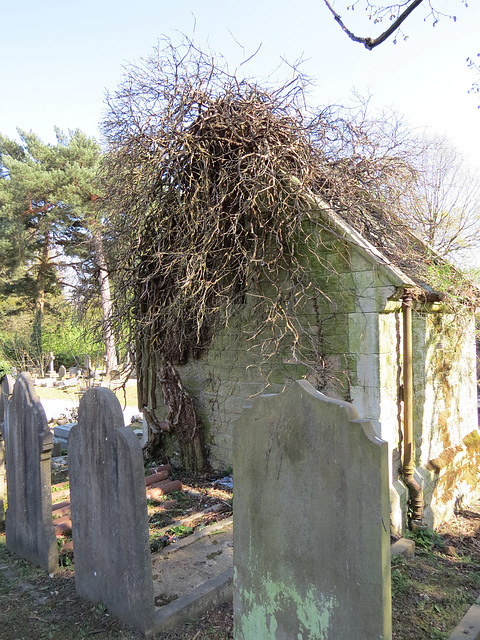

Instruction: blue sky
[1,0,479,169]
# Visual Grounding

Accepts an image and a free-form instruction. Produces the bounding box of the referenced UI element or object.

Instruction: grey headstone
[233,380,392,640]
[4,373,57,573]
[68,387,155,633]
[58,365,67,380]
[0,374,14,525]
[54,423,75,441]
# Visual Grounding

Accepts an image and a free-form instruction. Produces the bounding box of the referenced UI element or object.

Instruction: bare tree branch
[323,0,426,49]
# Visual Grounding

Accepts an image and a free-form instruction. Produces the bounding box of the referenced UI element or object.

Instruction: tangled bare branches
[102,39,418,373]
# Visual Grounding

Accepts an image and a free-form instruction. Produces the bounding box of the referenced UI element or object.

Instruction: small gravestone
[68,387,155,633]
[4,373,57,573]
[234,380,392,640]
[0,375,14,526]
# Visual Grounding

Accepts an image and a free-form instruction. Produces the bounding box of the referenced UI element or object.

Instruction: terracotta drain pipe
[402,291,424,529]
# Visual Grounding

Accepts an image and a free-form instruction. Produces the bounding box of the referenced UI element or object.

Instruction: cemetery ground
[1,484,480,640]
[34,382,139,418]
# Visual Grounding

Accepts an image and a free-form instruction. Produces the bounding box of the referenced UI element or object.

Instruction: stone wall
[386,306,479,531]
[413,310,479,526]
[148,233,403,471]
[186,263,405,476]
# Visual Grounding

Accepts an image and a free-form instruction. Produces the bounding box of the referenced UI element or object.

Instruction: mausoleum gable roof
[303,189,480,305]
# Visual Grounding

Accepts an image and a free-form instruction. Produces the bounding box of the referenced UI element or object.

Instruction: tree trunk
[93,231,118,373]
[137,344,210,473]
[31,231,51,377]
[32,291,45,376]
[158,361,210,474]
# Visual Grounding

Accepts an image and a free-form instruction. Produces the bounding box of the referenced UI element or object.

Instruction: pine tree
[0,129,117,374]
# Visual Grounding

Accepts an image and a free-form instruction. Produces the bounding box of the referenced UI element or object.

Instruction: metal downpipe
[402,292,424,528]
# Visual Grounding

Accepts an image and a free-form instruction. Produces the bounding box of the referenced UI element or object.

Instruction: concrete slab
[448,596,480,640]
[148,517,233,635]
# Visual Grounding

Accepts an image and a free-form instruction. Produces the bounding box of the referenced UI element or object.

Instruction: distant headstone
[84,354,91,374]
[58,365,67,380]
[48,351,56,377]
[4,373,57,572]
[0,375,14,526]
[234,380,392,640]
[68,387,155,633]
[68,366,78,378]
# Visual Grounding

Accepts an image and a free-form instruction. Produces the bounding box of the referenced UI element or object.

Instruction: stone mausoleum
[143,192,479,533]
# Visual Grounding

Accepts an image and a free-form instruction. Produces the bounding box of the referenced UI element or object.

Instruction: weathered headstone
[58,365,67,380]
[233,380,391,640]
[0,374,14,526]
[68,387,155,633]
[4,373,57,572]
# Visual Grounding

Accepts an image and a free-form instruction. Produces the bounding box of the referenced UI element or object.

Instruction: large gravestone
[234,380,391,640]
[5,373,57,573]
[0,374,14,526]
[68,387,155,633]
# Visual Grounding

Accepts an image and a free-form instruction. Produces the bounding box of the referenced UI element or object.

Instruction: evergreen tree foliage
[0,129,117,374]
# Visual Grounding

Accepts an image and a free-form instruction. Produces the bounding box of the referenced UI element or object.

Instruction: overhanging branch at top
[322,0,425,50]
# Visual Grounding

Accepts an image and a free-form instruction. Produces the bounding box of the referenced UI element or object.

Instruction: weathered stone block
[68,387,155,633]
[234,380,391,640]
[391,538,415,559]
[5,373,57,573]
[356,285,398,314]
[348,311,380,355]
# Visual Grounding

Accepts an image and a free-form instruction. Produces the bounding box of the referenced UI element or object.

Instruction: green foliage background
[0,292,99,372]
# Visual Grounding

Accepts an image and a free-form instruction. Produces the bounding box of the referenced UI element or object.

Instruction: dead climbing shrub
[101,38,436,465]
